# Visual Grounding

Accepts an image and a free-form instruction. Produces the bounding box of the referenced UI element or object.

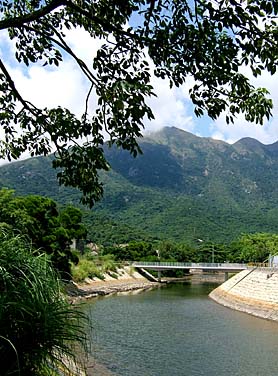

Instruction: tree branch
[64,0,142,42]
[0,0,67,30]
[143,0,156,38]
[25,23,99,86]
[0,58,38,116]
[84,84,94,122]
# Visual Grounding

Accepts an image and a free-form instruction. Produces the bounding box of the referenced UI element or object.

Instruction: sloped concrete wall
[209,268,278,321]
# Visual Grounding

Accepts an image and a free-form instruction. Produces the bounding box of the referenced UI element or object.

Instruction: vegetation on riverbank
[70,232,278,281]
[71,253,119,282]
[0,232,88,376]
[0,188,87,278]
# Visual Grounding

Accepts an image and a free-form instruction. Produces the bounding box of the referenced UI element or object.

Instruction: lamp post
[197,239,215,263]
[196,238,203,263]
[156,249,160,260]
[156,249,161,282]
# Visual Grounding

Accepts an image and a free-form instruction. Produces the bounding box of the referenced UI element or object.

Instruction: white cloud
[143,60,278,145]
[210,116,277,145]
[209,69,278,145]
[0,27,102,117]
[0,25,277,150]
[144,76,195,135]
[11,63,88,115]
[0,28,100,164]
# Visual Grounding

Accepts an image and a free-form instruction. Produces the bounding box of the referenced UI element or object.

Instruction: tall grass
[71,258,105,282]
[0,233,89,376]
[71,253,120,282]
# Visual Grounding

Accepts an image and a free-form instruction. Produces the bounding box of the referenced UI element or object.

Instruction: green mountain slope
[0,126,277,244]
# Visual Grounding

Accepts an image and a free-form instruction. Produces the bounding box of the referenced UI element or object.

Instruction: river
[83,282,278,376]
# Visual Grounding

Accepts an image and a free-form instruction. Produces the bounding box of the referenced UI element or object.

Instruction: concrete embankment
[66,266,159,302]
[209,268,278,321]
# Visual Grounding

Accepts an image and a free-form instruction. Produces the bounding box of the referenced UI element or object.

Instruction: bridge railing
[132,261,248,268]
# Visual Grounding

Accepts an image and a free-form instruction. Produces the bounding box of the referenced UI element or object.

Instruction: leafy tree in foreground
[0,1,277,206]
[0,232,88,376]
[0,188,87,277]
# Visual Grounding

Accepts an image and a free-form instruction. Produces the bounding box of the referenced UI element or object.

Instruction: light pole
[197,239,214,263]
[156,250,161,282]
[156,249,160,261]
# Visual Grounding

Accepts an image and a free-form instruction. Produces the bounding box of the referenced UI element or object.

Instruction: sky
[0,25,277,149]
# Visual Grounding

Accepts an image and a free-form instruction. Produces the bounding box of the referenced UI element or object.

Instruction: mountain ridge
[0,127,277,244]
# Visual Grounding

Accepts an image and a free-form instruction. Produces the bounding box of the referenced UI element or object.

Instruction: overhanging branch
[0,58,38,116]
[0,0,67,30]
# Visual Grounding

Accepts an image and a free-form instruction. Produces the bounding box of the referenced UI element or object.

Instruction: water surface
[84,283,278,376]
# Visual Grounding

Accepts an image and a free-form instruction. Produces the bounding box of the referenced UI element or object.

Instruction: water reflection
[84,283,278,376]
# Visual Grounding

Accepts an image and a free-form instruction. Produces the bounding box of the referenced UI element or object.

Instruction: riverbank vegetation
[0,188,87,278]
[0,232,88,376]
[0,190,90,375]
[71,253,120,282]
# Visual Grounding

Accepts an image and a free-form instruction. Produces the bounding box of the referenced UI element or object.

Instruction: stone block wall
[209,268,278,321]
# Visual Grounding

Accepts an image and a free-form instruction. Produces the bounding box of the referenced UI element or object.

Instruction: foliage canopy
[230,232,278,262]
[0,0,277,205]
[0,188,87,277]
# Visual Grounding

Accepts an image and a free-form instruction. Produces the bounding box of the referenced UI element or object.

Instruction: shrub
[71,258,104,282]
[71,254,121,282]
[100,255,118,274]
[0,233,89,376]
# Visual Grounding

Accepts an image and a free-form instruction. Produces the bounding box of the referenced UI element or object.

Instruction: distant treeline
[101,232,278,264]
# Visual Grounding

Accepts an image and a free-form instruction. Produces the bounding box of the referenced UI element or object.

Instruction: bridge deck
[132,261,250,273]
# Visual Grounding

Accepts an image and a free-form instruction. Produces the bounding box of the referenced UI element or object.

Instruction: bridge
[132,261,250,281]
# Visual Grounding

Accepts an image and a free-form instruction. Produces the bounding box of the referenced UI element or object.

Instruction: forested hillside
[0,127,277,245]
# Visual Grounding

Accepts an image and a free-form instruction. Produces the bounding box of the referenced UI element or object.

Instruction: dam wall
[209,268,278,321]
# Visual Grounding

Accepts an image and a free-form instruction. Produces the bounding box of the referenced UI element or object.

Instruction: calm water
[84,283,278,376]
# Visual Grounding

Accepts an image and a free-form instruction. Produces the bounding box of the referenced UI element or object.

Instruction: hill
[0,127,277,245]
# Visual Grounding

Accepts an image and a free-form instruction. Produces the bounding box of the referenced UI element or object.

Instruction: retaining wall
[209,268,278,321]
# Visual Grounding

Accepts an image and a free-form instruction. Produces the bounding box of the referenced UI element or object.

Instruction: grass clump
[71,253,120,283]
[71,258,104,282]
[0,233,89,376]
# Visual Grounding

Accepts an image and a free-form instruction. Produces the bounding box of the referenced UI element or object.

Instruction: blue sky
[0,25,277,148]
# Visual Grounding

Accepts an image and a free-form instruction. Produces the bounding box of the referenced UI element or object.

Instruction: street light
[156,249,160,260]
[155,249,161,282]
[197,239,215,263]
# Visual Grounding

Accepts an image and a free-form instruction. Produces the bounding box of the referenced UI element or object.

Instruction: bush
[71,258,104,282]
[100,254,118,273]
[0,233,89,376]
[71,254,121,282]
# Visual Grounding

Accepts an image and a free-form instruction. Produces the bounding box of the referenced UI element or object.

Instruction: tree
[0,188,87,277]
[230,233,278,263]
[0,1,277,206]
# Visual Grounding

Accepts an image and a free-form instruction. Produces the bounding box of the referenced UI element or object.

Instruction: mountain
[0,126,278,245]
